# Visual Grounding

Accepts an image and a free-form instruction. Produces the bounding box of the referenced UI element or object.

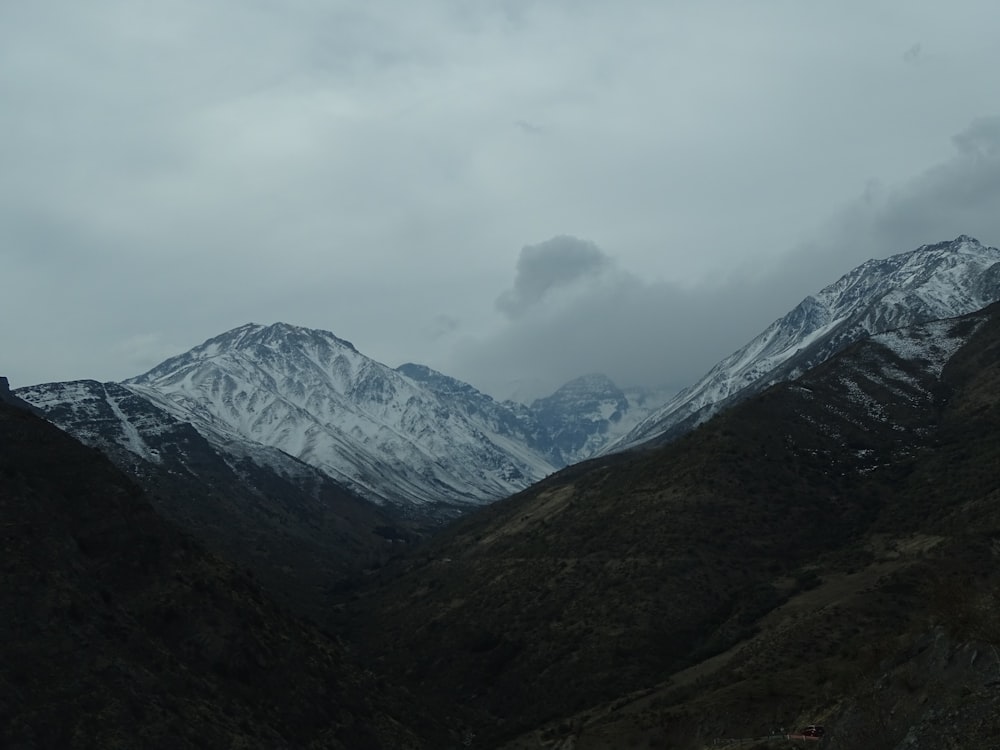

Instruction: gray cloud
[448,115,1000,401]
[809,115,1000,264]
[952,116,1000,158]
[515,120,544,135]
[454,272,762,400]
[427,314,461,341]
[496,236,612,318]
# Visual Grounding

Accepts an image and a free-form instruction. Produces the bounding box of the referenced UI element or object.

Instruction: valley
[4,238,1000,748]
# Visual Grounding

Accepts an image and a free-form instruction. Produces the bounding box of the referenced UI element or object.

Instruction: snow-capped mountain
[124,323,557,510]
[16,235,999,517]
[397,365,671,467]
[529,374,672,465]
[394,362,552,460]
[15,325,655,517]
[608,235,1000,451]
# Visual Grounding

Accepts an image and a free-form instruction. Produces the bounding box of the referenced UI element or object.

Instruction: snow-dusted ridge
[606,235,1000,452]
[125,322,557,509]
[874,319,980,378]
[15,236,1000,514]
[15,325,669,514]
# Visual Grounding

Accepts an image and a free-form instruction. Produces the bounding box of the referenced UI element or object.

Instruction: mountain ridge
[15,236,1000,520]
[124,322,557,511]
[606,234,1000,451]
[7,236,1000,748]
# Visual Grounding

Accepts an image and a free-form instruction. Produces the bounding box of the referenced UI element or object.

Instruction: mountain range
[17,236,1000,526]
[6,235,1000,748]
[15,326,667,520]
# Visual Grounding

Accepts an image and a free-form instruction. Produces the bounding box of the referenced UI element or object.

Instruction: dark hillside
[344,304,1000,748]
[13,379,415,628]
[0,400,436,749]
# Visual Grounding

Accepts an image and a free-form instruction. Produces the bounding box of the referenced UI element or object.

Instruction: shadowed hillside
[13,378,418,629]
[5,302,999,748]
[0,398,440,749]
[342,303,1000,748]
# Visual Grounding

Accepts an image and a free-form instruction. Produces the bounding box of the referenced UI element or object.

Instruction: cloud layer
[447,120,1000,400]
[496,236,612,318]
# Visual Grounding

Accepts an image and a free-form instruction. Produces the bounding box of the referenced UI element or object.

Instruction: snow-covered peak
[133,323,363,393]
[607,236,1000,451]
[812,235,997,321]
[126,322,556,509]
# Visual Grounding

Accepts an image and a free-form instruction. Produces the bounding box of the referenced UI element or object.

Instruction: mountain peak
[129,322,362,386]
[608,236,1000,452]
[121,323,556,510]
[933,234,981,250]
[215,322,359,354]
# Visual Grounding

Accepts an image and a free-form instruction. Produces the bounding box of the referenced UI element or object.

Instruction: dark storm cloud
[496,236,612,318]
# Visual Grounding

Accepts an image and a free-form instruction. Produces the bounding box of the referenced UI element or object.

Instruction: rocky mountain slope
[608,234,1000,451]
[400,365,669,467]
[342,301,1000,749]
[529,373,670,465]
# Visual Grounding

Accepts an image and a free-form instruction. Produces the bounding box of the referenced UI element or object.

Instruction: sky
[3,1,1000,401]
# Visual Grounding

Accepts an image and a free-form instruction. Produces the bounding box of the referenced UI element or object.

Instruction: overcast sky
[3,1,1000,401]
